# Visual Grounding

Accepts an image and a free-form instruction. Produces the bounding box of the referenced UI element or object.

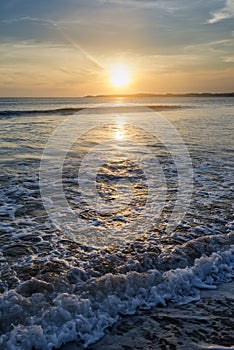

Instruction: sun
[109,64,131,88]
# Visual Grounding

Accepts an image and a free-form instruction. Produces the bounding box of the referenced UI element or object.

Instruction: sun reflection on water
[115,126,125,141]
[114,116,126,141]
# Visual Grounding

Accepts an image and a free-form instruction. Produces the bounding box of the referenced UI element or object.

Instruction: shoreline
[60,280,234,350]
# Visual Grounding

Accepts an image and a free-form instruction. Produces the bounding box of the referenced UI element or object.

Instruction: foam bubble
[0,248,233,349]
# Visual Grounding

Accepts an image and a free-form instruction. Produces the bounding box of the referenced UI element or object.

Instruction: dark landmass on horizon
[1,92,234,99]
[84,92,234,98]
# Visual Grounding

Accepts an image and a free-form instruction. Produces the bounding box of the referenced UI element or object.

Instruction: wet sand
[60,280,234,350]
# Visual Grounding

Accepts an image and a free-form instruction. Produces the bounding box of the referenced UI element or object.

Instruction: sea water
[0,96,233,349]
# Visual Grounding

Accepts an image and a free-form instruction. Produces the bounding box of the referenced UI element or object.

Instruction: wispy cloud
[184,38,234,52]
[0,16,82,26]
[0,16,54,25]
[208,0,234,23]
[99,0,160,7]
[98,0,180,10]
[223,55,234,62]
[0,16,103,70]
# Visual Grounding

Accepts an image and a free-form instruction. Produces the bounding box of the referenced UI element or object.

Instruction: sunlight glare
[109,64,131,88]
[115,123,125,141]
[115,129,125,141]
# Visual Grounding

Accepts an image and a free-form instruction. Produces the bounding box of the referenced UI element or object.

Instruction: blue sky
[0,0,233,96]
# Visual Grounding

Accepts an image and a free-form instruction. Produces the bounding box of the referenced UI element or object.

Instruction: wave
[0,236,233,350]
[0,107,85,118]
[0,105,185,119]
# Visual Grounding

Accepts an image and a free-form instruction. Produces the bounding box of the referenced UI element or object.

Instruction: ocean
[0,96,233,349]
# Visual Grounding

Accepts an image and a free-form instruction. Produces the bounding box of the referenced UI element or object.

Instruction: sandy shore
[59,280,234,350]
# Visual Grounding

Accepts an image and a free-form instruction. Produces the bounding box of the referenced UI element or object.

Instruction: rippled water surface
[0,97,233,349]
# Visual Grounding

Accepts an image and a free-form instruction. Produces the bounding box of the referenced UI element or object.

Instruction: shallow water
[0,97,233,349]
[60,281,234,350]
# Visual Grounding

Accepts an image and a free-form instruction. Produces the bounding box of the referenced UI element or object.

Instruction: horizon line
[1,92,234,99]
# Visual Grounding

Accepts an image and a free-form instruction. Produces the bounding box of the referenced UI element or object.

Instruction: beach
[61,281,234,350]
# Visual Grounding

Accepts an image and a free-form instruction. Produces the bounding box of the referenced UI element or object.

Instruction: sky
[0,0,234,96]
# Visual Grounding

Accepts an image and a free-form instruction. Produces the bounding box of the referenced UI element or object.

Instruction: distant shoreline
[0,92,234,99]
[85,92,234,98]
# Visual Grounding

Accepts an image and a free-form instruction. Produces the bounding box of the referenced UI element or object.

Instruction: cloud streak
[208,0,234,23]
[0,16,103,70]
[98,0,182,10]
[0,16,53,25]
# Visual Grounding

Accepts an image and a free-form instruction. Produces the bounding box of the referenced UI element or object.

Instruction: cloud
[223,55,234,62]
[98,0,183,11]
[99,0,163,8]
[208,0,234,23]
[0,16,55,26]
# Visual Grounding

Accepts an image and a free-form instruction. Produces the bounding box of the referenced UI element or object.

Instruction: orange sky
[0,0,234,96]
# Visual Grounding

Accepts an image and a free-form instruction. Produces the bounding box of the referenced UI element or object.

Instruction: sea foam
[0,247,233,350]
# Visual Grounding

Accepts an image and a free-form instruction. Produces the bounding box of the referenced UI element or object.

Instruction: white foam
[197,345,234,350]
[0,247,233,349]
